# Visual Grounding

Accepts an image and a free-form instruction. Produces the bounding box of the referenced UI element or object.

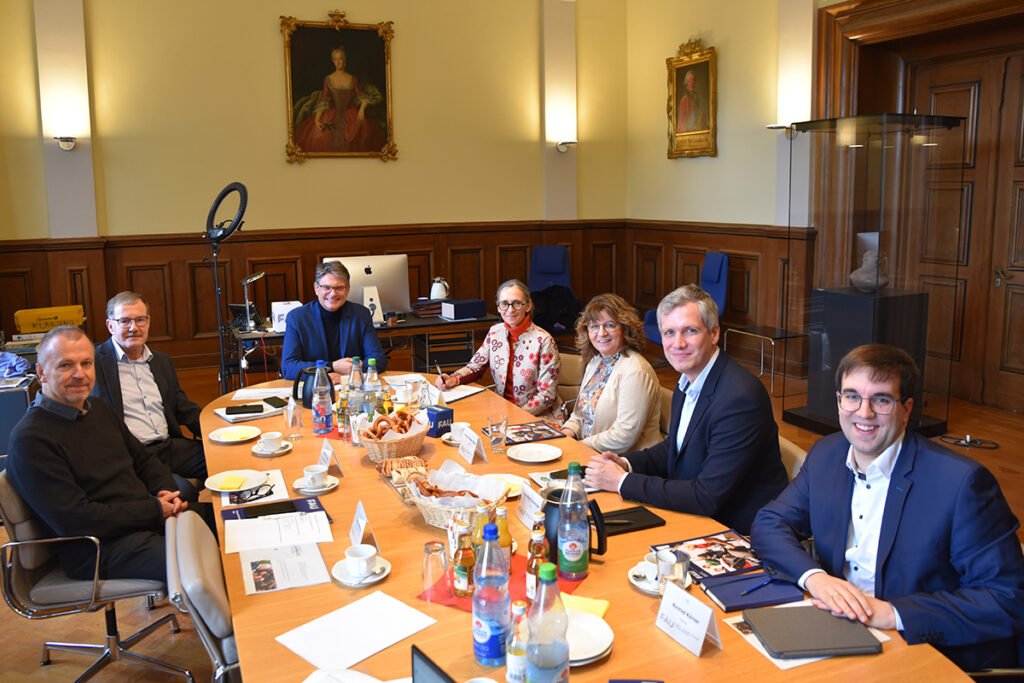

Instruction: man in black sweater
[6,326,189,581]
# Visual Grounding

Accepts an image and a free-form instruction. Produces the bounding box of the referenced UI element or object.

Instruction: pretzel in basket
[375,456,427,477]
[359,410,417,441]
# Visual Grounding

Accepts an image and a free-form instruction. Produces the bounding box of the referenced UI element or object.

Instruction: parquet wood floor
[1,344,1020,680]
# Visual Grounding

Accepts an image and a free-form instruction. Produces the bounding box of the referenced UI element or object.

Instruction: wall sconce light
[54,136,77,151]
[766,123,795,139]
[556,140,578,153]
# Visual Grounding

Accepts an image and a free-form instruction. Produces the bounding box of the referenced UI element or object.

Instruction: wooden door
[911,56,1006,404]
[984,55,1024,409]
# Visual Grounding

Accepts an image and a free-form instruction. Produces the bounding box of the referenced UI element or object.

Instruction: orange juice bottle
[495,506,513,567]
[525,527,547,604]
[470,503,489,557]
[452,520,476,597]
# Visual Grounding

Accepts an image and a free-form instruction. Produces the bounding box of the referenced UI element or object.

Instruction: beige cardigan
[562,350,661,454]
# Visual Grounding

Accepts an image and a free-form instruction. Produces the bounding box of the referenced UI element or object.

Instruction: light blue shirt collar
[111,339,153,364]
[676,347,720,400]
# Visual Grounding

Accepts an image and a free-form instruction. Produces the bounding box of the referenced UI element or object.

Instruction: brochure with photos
[482,420,566,445]
[651,529,760,582]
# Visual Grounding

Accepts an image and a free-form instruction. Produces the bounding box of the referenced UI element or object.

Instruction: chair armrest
[0,535,102,617]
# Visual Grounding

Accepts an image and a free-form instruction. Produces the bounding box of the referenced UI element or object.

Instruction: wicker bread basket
[410,496,476,530]
[362,428,427,463]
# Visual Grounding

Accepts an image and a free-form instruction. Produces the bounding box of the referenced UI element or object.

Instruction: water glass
[657,548,690,595]
[487,414,508,454]
[283,400,303,441]
[405,378,422,410]
[422,541,452,602]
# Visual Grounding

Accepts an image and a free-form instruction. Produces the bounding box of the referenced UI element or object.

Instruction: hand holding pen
[434,362,456,390]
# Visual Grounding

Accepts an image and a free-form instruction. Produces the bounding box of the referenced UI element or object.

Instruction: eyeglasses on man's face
[109,316,150,328]
[497,300,527,312]
[835,391,905,415]
[316,282,350,294]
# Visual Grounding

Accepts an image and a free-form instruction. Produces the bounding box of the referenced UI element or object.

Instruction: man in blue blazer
[92,292,205,502]
[752,344,1024,671]
[281,260,387,381]
[584,285,787,535]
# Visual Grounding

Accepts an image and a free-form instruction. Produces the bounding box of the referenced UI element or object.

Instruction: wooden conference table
[201,377,966,682]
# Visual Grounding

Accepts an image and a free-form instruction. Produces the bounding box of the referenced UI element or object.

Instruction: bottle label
[525,573,537,601]
[505,652,526,682]
[454,565,471,592]
[472,616,506,660]
[558,539,588,573]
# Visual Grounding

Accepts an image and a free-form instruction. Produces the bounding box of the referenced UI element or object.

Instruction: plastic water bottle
[347,356,363,394]
[473,523,510,667]
[362,357,382,414]
[557,461,589,580]
[525,562,569,683]
[311,360,333,435]
[505,600,528,683]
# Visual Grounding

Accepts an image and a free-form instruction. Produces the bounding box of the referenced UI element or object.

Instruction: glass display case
[780,113,966,436]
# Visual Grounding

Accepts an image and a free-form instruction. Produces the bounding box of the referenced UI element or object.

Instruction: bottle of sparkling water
[473,523,510,667]
[505,600,528,683]
[525,562,569,683]
[362,357,382,414]
[557,462,589,580]
[347,357,363,394]
[311,360,333,435]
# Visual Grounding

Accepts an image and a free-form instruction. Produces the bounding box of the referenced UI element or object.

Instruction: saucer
[292,474,339,494]
[441,433,461,447]
[627,562,691,595]
[251,441,292,457]
[209,425,261,444]
[331,556,391,587]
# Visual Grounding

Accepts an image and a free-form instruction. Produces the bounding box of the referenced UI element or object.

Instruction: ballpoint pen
[740,575,774,596]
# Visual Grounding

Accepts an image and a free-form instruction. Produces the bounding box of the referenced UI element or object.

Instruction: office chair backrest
[778,436,807,481]
[528,246,572,293]
[557,353,585,410]
[700,252,729,317]
[175,511,233,640]
[0,471,53,571]
[643,309,661,346]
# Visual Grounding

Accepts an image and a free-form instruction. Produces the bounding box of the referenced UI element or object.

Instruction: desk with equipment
[200,377,965,682]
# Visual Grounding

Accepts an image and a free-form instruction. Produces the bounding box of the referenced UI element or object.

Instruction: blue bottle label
[472,616,506,661]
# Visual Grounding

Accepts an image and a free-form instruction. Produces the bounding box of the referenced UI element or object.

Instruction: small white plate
[481,473,529,498]
[331,556,391,587]
[566,609,614,663]
[209,425,262,444]
[571,641,613,667]
[441,433,460,447]
[251,441,292,457]
[507,443,562,464]
[205,469,267,493]
[292,474,340,494]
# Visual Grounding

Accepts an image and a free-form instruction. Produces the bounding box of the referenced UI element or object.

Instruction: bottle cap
[511,600,528,615]
[496,505,507,516]
[368,358,376,366]
[316,359,325,367]
[483,523,498,541]
[568,461,582,475]
[532,510,545,522]
[476,503,488,512]
[539,562,557,581]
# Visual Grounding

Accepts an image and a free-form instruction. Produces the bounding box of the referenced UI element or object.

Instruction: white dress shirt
[112,340,169,444]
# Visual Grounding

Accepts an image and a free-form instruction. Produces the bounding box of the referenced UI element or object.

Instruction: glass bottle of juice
[494,506,513,567]
[471,503,489,557]
[452,520,476,598]
[531,510,550,561]
[525,527,547,604]
[505,600,528,683]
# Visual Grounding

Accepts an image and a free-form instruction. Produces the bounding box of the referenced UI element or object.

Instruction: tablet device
[411,644,456,683]
[742,604,882,658]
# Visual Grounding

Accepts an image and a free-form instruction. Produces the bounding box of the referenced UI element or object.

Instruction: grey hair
[106,291,148,319]
[36,326,90,367]
[315,260,351,285]
[656,284,719,333]
[495,279,531,307]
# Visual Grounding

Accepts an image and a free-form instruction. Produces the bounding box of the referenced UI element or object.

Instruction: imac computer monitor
[323,254,411,316]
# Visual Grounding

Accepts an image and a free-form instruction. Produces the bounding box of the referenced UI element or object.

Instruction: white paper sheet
[240,544,330,594]
[231,388,292,401]
[302,670,410,683]
[225,511,333,553]
[220,470,289,507]
[276,591,436,672]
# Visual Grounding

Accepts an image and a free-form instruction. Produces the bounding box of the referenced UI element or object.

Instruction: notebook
[742,604,882,658]
[699,572,803,611]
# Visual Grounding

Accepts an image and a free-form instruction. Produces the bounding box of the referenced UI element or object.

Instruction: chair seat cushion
[29,567,164,608]
[222,634,238,666]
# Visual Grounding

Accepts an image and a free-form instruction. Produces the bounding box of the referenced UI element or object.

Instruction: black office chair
[0,471,193,682]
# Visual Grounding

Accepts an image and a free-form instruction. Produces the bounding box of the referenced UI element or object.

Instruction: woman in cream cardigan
[560,293,661,453]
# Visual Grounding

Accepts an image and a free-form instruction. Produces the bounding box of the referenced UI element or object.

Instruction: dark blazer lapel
[311,301,330,363]
[665,385,684,463]
[97,340,124,416]
[150,354,176,422]
[875,432,916,596]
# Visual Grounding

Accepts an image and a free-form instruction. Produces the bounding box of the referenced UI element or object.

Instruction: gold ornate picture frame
[667,39,717,158]
[281,10,396,163]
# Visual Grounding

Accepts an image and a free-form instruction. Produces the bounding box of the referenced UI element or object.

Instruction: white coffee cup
[449,421,470,441]
[259,431,283,452]
[643,551,659,582]
[303,464,328,489]
[345,543,378,579]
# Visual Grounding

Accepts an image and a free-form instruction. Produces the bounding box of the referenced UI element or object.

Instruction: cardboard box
[440,299,486,321]
[271,301,302,333]
[425,405,453,438]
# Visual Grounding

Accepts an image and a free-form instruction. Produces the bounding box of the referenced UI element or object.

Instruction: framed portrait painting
[667,39,717,158]
[281,10,396,163]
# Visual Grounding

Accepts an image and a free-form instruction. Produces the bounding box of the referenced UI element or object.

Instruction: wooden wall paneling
[244,256,302,317]
[124,263,172,343]
[587,241,617,300]
[0,268,34,336]
[670,246,705,290]
[44,245,106,340]
[496,243,531,296]
[724,252,759,327]
[999,284,1024,373]
[401,249,434,301]
[918,273,966,378]
[633,242,665,311]
[451,245,486,303]
[188,258,227,339]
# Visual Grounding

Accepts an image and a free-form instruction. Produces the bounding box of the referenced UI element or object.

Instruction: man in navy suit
[92,291,205,502]
[281,260,387,381]
[584,284,787,535]
[752,344,1024,671]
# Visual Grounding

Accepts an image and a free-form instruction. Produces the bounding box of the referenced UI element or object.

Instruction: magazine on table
[651,529,760,582]
[482,419,566,445]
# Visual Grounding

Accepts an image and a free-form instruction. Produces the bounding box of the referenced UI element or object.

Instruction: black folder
[742,604,882,658]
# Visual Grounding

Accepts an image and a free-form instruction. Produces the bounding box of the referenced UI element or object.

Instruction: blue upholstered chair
[528,246,572,293]
[700,252,729,315]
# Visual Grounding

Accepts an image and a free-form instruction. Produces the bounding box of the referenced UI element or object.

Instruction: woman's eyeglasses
[497,300,526,312]
[587,321,620,333]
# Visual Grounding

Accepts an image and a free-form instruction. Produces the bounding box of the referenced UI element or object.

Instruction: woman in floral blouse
[560,294,661,453]
[435,279,562,420]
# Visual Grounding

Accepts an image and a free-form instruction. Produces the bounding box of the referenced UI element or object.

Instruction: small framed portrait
[281,10,396,163]
[667,39,717,158]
